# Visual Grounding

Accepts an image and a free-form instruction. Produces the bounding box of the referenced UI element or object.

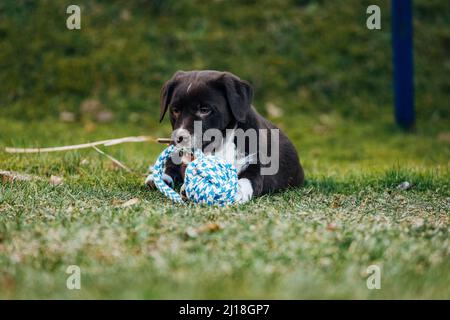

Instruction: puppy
[147,70,304,203]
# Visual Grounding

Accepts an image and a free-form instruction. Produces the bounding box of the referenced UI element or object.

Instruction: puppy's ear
[219,72,253,123]
[159,71,185,122]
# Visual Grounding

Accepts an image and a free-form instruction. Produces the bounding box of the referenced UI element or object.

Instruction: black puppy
[147,70,304,202]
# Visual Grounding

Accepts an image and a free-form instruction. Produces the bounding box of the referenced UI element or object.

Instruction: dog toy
[149,145,238,206]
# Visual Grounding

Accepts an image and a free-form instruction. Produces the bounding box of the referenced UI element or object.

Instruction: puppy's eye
[198,106,211,116]
[171,108,180,116]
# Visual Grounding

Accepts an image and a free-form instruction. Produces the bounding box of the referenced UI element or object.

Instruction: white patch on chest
[205,129,255,174]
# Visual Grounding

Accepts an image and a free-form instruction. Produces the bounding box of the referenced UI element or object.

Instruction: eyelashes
[198,105,211,116]
[170,105,213,117]
[171,107,180,117]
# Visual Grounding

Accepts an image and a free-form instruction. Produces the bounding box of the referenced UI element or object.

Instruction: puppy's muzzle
[172,128,192,147]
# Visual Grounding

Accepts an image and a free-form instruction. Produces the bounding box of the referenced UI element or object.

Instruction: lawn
[0,113,449,299]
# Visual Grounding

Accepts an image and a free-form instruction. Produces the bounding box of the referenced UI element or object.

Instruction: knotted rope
[149,145,238,206]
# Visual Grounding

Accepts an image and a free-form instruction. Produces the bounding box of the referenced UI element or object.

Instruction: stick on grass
[91,146,133,173]
[4,136,156,153]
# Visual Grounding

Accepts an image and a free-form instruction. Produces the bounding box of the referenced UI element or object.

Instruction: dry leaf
[50,175,63,186]
[184,222,221,239]
[1,170,65,187]
[397,181,412,190]
[326,222,338,231]
[412,218,425,229]
[120,198,140,208]
[331,197,341,208]
[112,199,123,206]
[185,227,198,238]
[0,170,43,183]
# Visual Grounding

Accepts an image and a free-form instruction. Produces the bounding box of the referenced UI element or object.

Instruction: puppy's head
[159,70,253,148]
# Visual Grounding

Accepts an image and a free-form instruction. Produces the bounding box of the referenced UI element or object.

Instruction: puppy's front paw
[145,173,174,189]
[235,178,253,203]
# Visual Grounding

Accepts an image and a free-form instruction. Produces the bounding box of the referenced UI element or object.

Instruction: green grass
[0,114,449,299]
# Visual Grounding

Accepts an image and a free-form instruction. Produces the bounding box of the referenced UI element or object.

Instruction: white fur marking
[186,83,192,93]
[206,128,254,174]
[235,178,253,203]
[145,172,173,187]
[172,127,192,148]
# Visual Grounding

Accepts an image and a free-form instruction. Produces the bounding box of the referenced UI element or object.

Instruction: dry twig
[91,146,133,173]
[5,136,155,153]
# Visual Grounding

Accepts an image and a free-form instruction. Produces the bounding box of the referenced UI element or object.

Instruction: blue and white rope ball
[149,145,238,206]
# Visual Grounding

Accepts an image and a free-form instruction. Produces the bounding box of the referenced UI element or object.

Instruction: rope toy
[149,145,238,206]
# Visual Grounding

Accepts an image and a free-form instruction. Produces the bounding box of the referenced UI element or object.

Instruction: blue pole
[392,0,415,129]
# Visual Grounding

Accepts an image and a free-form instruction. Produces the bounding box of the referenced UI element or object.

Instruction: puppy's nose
[176,135,184,144]
[172,128,191,146]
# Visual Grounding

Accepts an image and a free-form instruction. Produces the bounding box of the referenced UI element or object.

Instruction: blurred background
[0,0,449,173]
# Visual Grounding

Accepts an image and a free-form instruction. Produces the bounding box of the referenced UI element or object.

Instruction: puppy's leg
[235,165,263,203]
[145,172,174,188]
[146,158,182,189]
[235,178,253,203]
